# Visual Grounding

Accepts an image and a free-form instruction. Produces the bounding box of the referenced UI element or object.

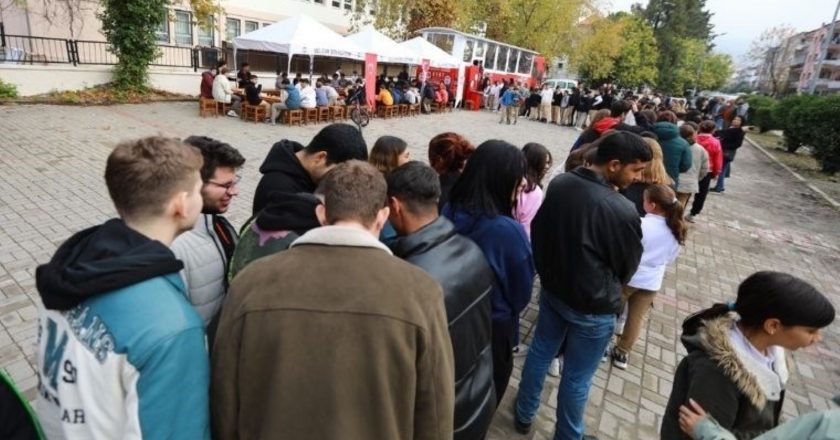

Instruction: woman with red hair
[428,132,475,210]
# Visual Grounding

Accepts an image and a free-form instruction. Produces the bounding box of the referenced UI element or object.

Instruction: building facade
[0,0,359,49]
[788,20,840,94]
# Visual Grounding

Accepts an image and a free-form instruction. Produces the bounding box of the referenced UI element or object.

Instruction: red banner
[534,56,546,82]
[365,53,377,111]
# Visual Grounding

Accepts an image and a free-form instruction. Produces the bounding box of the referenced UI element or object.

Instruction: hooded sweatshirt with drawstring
[252,139,314,215]
[228,192,322,281]
[34,219,210,440]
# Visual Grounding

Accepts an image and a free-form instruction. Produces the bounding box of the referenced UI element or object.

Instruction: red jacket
[696,133,723,176]
[200,71,215,99]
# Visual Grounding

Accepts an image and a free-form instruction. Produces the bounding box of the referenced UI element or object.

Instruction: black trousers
[491,319,515,407]
[691,173,713,216]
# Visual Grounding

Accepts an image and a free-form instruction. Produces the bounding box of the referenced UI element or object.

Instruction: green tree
[34,1,220,92]
[569,16,624,83]
[633,0,714,92]
[697,52,733,90]
[98,1,219,92]
[349,0,457,39]
[457,0,595,60]
[611,14,659,88]
[569,13,659,88]
[668,38,731,94]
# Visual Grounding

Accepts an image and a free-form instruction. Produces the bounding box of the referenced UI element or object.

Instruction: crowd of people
[11,90,836,440]
[200,61,459,124]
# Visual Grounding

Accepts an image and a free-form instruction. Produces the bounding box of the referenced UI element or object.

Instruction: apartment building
[788,20,840,94]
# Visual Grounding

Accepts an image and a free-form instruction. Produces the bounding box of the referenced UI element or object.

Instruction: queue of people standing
[26,111,836,440]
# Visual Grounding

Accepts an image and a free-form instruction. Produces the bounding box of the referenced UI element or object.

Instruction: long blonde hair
[640,138,672,185]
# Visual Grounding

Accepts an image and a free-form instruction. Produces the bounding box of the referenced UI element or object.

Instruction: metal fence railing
[1,22,222,72]
[0,33,73,64]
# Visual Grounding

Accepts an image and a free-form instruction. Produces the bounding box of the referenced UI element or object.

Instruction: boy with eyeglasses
[171,136,245,327]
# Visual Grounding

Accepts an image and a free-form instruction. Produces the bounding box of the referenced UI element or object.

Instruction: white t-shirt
[627,214,681,291]
[540,90,553,104]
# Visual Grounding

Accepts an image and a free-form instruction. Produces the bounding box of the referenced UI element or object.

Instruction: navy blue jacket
[443,207,535,322]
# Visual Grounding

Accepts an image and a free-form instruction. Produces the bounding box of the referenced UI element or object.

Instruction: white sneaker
[548,358,561,377]
[512,344,529,357]
[227,110,237,117]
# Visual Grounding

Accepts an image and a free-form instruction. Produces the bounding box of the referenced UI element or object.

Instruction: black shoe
[611,347,628,370]
[514,417,532,435]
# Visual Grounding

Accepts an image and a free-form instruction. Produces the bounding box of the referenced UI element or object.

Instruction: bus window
[484,43,497,70]
[507,49,519,73]
[519,52,533,75]
[474,41,485,59]
[497,46,509,72]
[463,39,474,62]
[428,33,454,55]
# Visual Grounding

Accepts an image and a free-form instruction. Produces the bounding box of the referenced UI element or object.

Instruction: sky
[607,0,840,64]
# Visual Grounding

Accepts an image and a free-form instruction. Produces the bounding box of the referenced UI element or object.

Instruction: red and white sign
[365,53,377,111]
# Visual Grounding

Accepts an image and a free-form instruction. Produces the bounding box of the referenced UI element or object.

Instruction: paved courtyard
[1,102,838,439]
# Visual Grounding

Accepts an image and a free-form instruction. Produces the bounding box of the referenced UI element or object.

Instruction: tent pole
[309,55,314,82]
[287,53,293,77]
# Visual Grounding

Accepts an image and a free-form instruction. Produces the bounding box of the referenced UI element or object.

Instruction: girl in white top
[611,184,687,369]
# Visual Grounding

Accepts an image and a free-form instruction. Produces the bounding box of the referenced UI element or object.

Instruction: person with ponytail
[662,272,836,439]
[611,184,686,369]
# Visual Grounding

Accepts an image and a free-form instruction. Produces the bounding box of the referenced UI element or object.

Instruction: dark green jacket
[652,121,692,189]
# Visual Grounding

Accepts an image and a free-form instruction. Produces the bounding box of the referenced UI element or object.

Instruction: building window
[174,11,193,46]
[343,0,352,11]
[262,23,272,28]
[245,21,259,34]
[332,0,340,7]
[198,17,214,46]
[226,18,241,42]
[155,12,169,43]
[314,0,325,4]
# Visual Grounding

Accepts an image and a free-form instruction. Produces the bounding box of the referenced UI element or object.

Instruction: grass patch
[748,132,840,204]
[0,83,193,106]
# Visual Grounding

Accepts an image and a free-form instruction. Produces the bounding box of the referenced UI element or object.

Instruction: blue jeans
[714,160,732,191]
[515,291,615,440]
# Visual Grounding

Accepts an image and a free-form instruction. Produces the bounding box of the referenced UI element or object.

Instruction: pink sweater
[515,186,544,238]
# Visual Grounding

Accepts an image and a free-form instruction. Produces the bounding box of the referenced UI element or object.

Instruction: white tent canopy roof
[233,14,365,60]
[344,26,422,65]
[399,36,462,69]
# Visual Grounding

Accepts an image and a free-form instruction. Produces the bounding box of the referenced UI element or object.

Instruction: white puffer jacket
[171,214,238,325]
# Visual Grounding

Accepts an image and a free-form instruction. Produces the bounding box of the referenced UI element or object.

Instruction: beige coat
[212,225,455,440]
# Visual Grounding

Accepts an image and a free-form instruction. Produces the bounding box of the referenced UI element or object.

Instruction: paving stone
[0,103,838,440]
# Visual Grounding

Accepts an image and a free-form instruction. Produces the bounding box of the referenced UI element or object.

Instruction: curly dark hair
[183,136,245,181]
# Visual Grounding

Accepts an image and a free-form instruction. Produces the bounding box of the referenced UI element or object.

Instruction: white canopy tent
[233,14,365,76]
[344,26,422,65]
[400,36,465,107]
[399,36,462,69]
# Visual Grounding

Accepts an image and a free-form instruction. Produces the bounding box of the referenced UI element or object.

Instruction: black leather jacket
[391,217,496,440]
[533,168,643,315]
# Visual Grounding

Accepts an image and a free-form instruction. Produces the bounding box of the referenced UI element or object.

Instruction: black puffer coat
[391,217,496,440]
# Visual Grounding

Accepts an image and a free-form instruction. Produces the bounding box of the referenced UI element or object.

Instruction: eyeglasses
[206,175,241,192]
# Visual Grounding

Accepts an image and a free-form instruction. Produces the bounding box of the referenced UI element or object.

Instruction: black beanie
[307,123,368,163]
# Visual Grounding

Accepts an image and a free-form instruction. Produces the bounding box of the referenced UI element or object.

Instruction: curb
[745,135,840,211]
